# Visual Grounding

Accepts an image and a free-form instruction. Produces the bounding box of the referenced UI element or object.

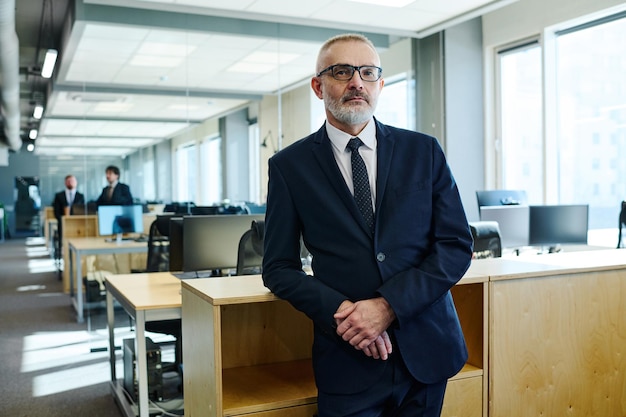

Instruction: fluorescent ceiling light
[41,49,58,79]
[227,62,277,74]
[33,105,44,120]
[347,0,415,6]
[29,129,38,140]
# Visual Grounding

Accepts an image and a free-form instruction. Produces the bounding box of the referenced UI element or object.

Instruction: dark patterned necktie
[346,137,374,234]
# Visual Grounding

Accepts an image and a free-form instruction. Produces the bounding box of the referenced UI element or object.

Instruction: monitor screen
[476,190,527,207]
[479,205,530,248]
[97,205,144,236]
[528,204,588,247]
[182,214,265,273]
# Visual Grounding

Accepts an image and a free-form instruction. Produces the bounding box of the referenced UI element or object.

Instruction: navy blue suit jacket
[96,183,133,206]
[262,119,473,395]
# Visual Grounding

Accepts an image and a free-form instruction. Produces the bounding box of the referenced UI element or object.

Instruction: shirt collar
[326,118,376,153]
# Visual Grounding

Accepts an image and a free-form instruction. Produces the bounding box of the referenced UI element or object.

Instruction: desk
[181,272,488,417]
[68,237,147,322]
[106,272,181,417]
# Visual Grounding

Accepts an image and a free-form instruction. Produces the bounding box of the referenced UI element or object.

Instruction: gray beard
[326,98,374,126]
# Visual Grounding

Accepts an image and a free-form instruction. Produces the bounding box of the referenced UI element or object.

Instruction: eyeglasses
[316,64,383,82]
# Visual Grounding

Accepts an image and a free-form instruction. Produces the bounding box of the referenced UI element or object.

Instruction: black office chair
[469,221,502,259]
[618,201,626,249]
[143,217,182,374]
[235,220,265,275]
[146,217,171,272]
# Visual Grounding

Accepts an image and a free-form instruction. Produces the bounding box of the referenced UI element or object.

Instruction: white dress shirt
[326,119,377,210]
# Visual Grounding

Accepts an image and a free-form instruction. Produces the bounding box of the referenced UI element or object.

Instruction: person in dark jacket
[96,165,133,206]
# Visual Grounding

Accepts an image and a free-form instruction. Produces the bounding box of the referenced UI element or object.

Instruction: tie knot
[347,137,364,152]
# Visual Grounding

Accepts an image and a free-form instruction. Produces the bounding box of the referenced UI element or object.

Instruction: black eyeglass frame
[316,64,383,82]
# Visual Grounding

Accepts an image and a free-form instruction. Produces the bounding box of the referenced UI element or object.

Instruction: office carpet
[0,237,124,417]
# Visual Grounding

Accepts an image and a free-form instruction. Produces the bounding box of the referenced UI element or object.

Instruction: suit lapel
[374,120,394,215]
[310,126,370,233]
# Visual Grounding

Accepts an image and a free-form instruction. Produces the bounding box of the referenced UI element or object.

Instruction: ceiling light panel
[49,91,248,121]
[35,146,137,157]
[41,119,190,138]
[37,137,158,148]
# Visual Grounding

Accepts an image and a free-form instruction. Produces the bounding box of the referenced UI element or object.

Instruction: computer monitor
[479,205,530,249]
[190,206,219,215]
[97,205,144,241]
[476,190,528,208]
[168,217,184,272]
[182,214,264,274]
[528,204,588,248]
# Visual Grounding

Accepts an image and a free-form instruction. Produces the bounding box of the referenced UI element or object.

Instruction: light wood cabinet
[488,266,626,416]
[62,215,98,292]
[182,273,488,417]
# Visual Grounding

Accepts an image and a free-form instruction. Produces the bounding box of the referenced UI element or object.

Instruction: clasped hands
[334,297,396,360]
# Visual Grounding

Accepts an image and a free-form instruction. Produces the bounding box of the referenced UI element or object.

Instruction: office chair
[143,217,182,374]
[618,201,626,249]
[469,221,502,259]
[235,220,265,275]
[146,217,171,273]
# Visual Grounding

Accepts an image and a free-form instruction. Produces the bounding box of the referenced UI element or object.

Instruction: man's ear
[311,77,324,99]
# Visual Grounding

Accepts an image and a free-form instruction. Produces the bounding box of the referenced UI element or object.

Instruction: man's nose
[347,72,364,89]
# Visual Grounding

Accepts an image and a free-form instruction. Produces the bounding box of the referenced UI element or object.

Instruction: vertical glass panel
[498,44,543,203]
[555,17,626,229]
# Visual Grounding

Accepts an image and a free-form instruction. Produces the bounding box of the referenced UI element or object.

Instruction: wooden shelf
[222,359,316,416]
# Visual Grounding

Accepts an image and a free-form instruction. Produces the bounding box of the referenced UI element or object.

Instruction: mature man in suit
[53,174,85,221]
[96,165,133,206]
[52,174,86,253]
[262,34,473,417]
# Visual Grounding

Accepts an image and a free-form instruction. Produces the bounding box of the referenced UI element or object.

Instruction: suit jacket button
[376,252,385,262]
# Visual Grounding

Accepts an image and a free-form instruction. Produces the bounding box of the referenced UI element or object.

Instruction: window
[496,12,626,232]
[554,15,626,229]
[497,41,543,204]
[175,142,197,203]
[199,136,222,205]
[375,75,415,130]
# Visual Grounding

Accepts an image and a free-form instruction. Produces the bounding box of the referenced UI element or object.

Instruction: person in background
[52,174,85,222]
[52,174,85,252]
[96,165,133,206]
[262,33,473,417]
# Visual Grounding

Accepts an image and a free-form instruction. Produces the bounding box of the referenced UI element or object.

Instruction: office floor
[0,237,124,417]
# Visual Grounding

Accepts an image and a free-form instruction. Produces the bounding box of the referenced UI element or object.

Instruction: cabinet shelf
[222,359,316,416]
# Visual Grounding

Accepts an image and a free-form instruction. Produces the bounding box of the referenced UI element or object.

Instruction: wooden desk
[68,237,147,322]
[182,272,489,417]
[106,272,182,417]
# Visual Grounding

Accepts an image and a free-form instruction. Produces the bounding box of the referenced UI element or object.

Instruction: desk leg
[107,287,116,382]
[135,312,149,417]
[69,247,74,296]
[75,250,84,323]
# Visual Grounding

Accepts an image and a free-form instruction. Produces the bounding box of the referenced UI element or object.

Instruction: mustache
[342,91,369,103]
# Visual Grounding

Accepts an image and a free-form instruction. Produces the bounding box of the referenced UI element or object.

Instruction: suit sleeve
[52,193,63,220]
[376,141,473,328]
[120,184,134,205]
[262,157,348,334]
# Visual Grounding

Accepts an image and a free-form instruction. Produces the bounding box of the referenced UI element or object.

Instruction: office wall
[444,18,485,222]
[222,108,252,202]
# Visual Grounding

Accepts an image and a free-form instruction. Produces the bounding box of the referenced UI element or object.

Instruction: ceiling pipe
[0,0,22,151]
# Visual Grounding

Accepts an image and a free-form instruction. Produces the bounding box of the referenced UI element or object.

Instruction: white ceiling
[36,0,516,157]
